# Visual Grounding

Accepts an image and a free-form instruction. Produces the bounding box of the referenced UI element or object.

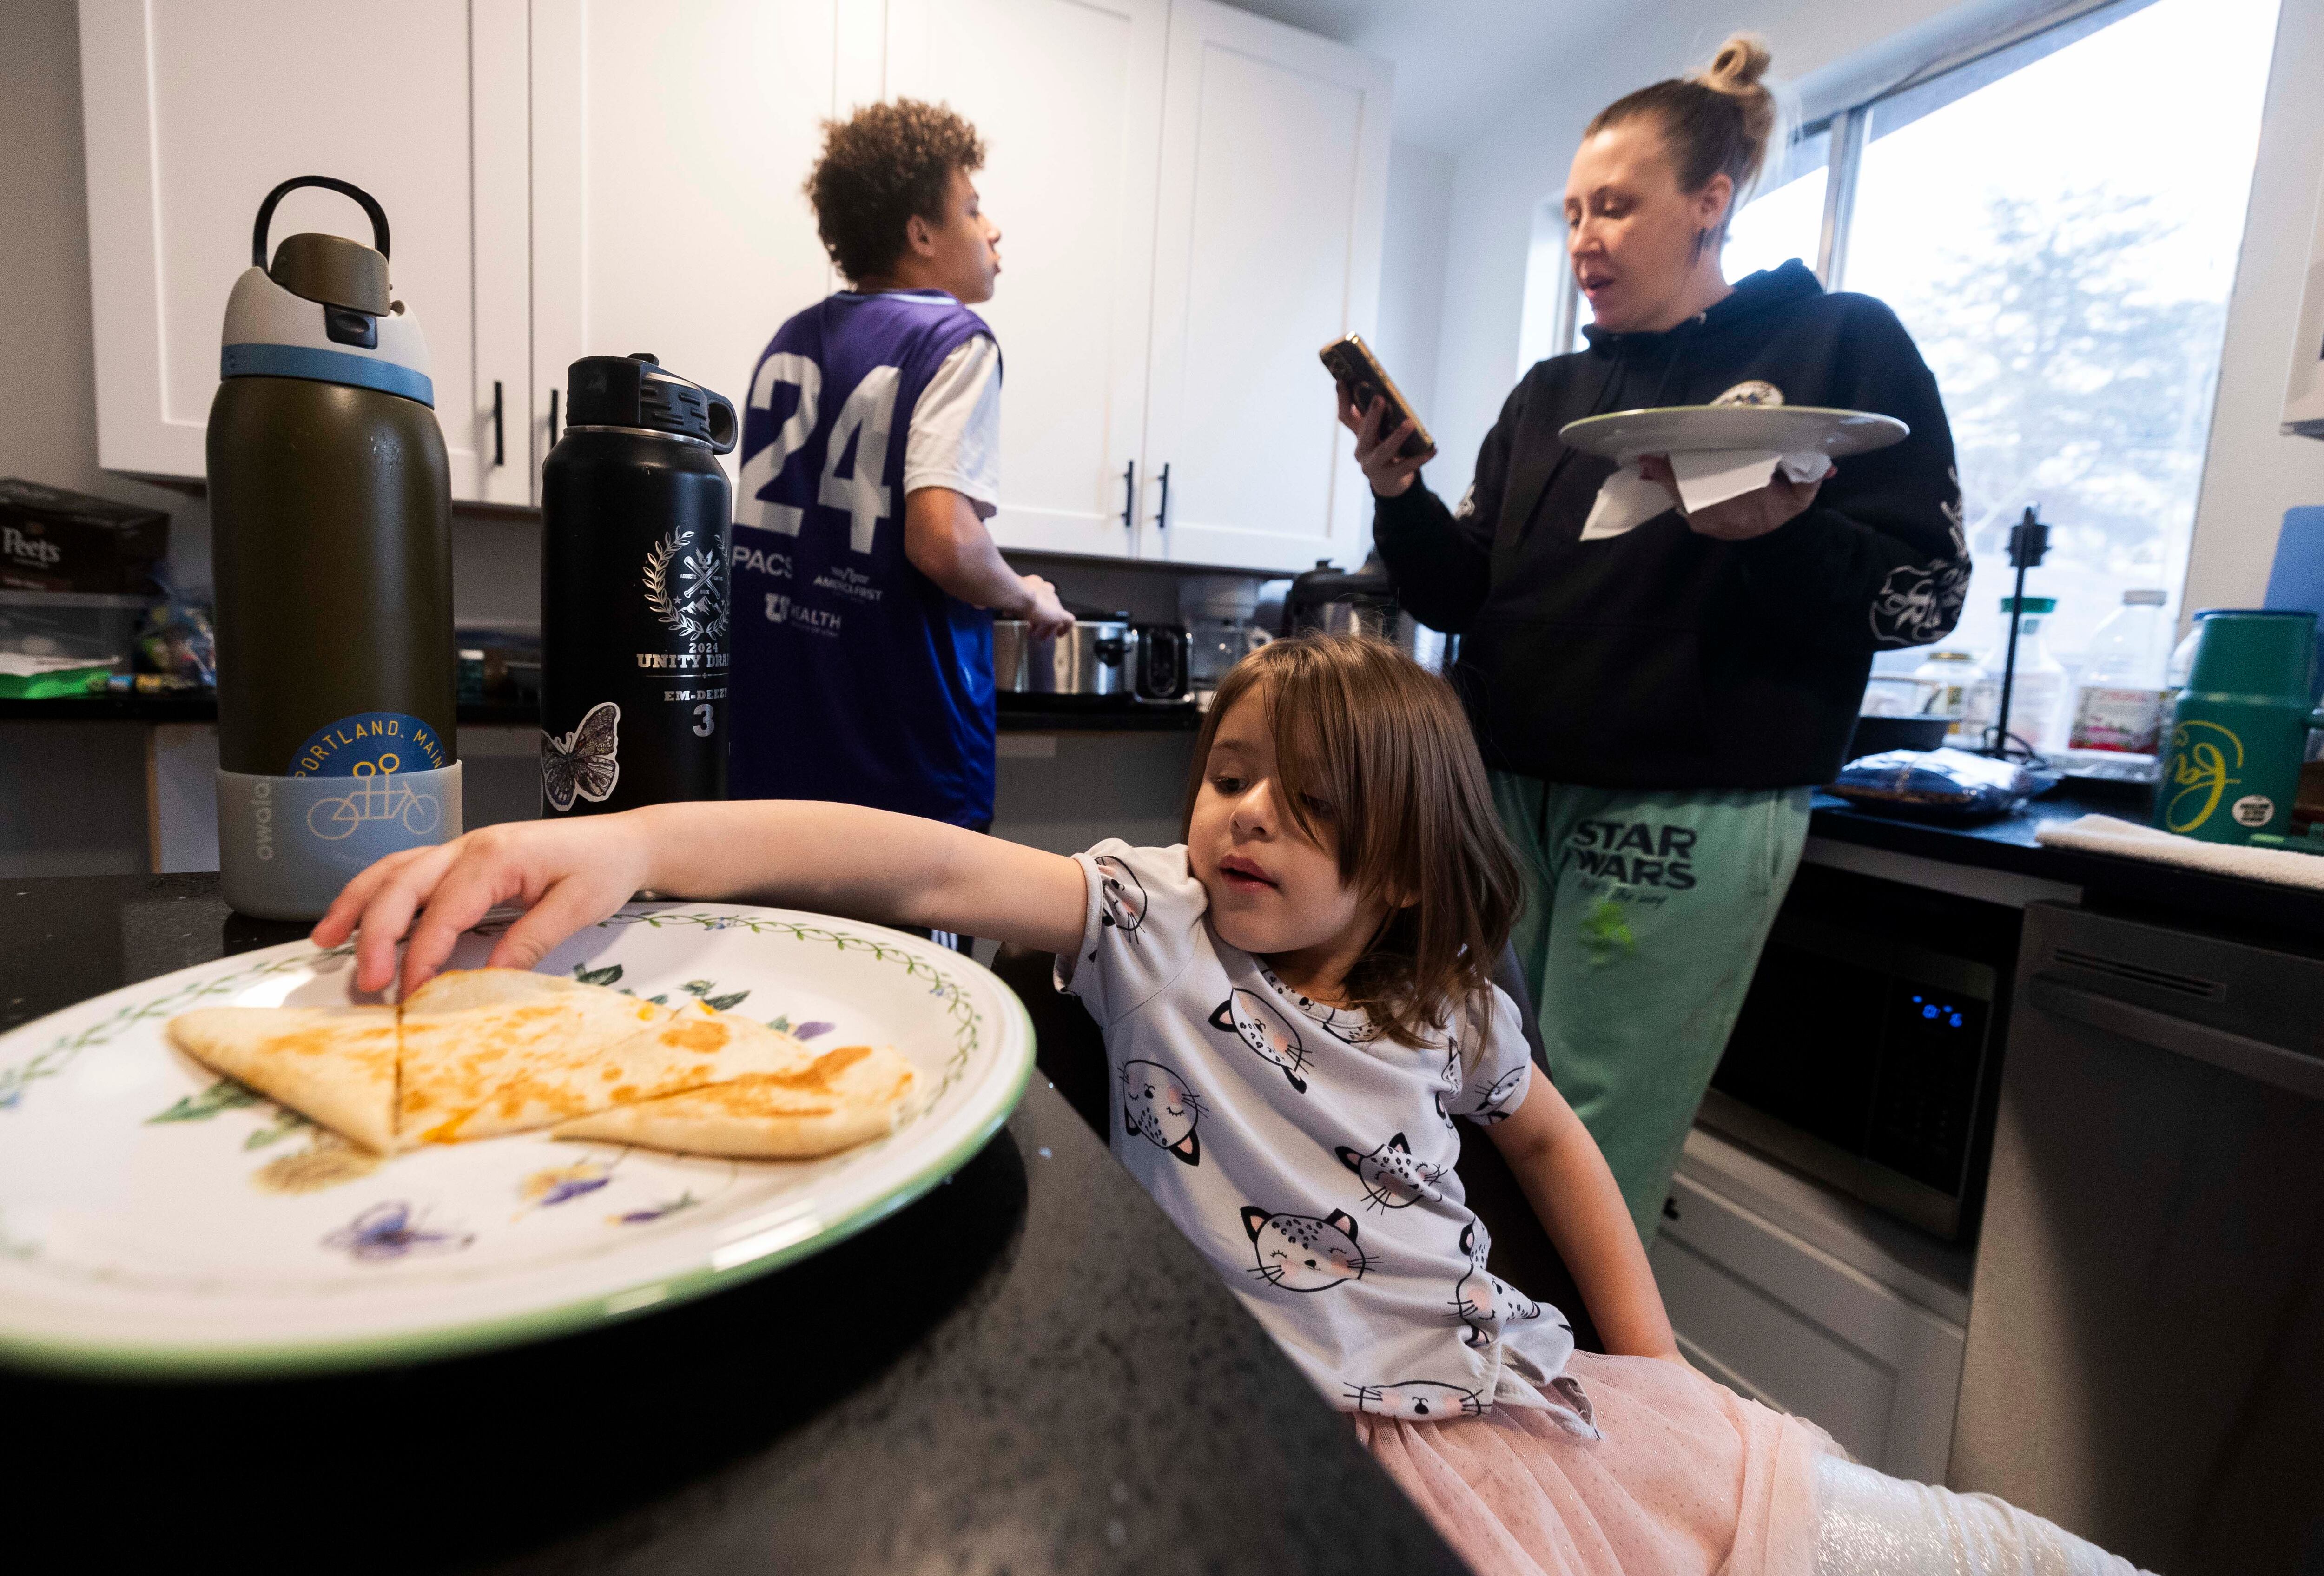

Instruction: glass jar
[1912,650,1985,743]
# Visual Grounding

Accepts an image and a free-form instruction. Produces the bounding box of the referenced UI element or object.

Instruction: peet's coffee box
[0,479,169,594]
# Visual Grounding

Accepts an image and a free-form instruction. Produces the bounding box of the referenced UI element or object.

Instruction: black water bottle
[539,353,738,817]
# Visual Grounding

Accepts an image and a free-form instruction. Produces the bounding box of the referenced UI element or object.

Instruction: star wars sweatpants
[1490,772,1812,1248]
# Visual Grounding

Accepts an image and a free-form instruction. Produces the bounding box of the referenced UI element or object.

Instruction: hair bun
[1702,33,1772,94]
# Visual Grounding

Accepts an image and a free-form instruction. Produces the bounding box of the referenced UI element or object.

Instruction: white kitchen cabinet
[1139,0,1392,573]
[883,0,1168,561]
[529,0,856,497]
[79,0,1390,570]
[1651,1148,1967,1484]
[77,0,534,506]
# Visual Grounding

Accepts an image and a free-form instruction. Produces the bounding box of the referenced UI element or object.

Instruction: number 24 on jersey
[737,356,898,554]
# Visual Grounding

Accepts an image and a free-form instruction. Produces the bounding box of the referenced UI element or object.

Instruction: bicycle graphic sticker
[306,755,444,841]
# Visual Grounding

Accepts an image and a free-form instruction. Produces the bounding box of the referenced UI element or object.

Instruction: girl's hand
[1336,386,1433,498]
[310,813,656,998]
[1635,454,1829,541]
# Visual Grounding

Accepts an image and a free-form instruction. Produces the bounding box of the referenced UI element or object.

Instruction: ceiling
[1217,0,1618,153]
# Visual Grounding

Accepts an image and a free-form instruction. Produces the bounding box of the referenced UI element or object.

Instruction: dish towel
[1580,450,1834,542]
[2033,814,2324,890]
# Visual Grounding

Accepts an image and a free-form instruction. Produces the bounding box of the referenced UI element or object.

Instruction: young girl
[317,635,2144,1576]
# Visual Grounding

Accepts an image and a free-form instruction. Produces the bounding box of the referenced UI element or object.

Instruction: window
[1522,0,2280,677]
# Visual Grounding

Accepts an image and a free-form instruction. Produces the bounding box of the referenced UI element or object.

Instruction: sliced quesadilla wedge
[166,1005,400,1155]
[552,1043,918,1159]
[397,969,817,1146]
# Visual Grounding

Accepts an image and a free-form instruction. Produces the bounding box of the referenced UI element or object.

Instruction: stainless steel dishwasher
[1952,900,2324,1575]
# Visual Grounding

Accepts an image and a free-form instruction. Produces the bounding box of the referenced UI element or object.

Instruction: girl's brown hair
[1586,34,1778,232]
[1181,633,1523,1058]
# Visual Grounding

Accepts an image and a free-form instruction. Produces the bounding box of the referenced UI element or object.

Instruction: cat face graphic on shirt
[1453,1220,1543,1347]
[1120,1057,1202,1166]
[1260,964,1380,1045]
[1242,1205,1366,1291]
[1469,1064,1526,1125]
[1334,1132,1445,1212]
[1342,1378,1487,1420]
[1092,855,1148,956]
[1209,989,1310,1092]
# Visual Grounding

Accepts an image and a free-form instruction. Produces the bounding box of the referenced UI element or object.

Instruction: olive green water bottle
[207,177,460,919]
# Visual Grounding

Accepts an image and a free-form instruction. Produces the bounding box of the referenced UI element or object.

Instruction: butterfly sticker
[542,700,621,813]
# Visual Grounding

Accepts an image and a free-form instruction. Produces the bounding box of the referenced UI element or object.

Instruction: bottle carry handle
[251,176,391,267]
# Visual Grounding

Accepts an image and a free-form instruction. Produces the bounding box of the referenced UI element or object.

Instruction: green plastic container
[2156,610,2324,842]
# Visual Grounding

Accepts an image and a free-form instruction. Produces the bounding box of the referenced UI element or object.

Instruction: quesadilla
[396,969,817,1146]
[553,1043,917,1158]
[165,967,870,1161]
[165,1005,401,1155]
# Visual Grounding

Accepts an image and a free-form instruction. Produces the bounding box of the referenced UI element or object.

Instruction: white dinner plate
[0,904,1033,1376]
[1558,404,1909,461]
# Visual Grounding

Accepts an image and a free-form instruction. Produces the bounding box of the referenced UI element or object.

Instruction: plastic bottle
[1964,596,2067,753]
[1912,650,1985,744]
[2067,589,2169,753]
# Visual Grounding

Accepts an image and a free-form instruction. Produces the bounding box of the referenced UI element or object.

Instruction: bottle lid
[1924,650,1976,663]
[563,354,738,453]
[2122,589,2167,606]
[2000,596,2056,613]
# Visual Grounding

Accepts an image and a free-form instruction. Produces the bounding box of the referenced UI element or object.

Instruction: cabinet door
[78,0,532,504]
[884,0,1167,561]
[530,0,844,497]
[1139,1,1391,573]
[1653,1170,1966,1483]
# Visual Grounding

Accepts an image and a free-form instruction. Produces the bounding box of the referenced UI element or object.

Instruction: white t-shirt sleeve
[1447,983,1532,1125]
[1052,840,1205,1027]
[903,334,1002,519]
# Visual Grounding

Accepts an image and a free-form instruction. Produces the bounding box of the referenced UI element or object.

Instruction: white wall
[1373,140,1455,427]
[1415,0,2324,615]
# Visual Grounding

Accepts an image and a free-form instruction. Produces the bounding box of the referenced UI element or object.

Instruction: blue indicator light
[1923,1005,1939,1019]
[1949,1013,1964,1028]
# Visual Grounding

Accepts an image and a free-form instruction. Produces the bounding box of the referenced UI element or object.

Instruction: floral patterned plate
[0,904,1032,1375]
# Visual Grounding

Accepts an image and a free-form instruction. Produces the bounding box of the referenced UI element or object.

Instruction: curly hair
[803,99,987,283]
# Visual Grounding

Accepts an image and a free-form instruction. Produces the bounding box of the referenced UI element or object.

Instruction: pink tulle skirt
[1354,1352,1841,1576]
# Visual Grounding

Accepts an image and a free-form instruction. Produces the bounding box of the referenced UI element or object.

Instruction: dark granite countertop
[0,696,1205,733]
[0,874,1457,1575]
[1808,785,2324,946]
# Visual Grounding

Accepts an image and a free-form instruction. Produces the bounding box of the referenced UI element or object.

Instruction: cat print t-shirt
[1056,840,1593,1429]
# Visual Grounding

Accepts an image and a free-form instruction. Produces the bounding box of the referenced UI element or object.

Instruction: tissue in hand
[1579,450,1833,541]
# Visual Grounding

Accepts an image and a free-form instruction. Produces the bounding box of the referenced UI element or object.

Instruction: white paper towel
[2033,813,2324,890]
[1579,449,1834,542]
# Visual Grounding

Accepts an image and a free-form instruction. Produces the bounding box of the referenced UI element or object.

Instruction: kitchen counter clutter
[0,873,1460,1575]
[1806,785,2324,944]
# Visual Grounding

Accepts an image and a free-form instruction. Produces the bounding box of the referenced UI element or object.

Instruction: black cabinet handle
[492,380,505,467]
[548,388,560,448]
[1157,462,1171,530]
[1120,461,1135,530]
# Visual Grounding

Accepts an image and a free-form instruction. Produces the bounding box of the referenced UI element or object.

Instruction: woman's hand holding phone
[1337,387,1429,499]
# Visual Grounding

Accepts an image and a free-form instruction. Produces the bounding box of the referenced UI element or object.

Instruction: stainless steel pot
[994,609,1191,703]
[1280,556,1453,673]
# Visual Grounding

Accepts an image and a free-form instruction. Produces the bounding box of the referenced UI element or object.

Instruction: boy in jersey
[730,100,1070,830]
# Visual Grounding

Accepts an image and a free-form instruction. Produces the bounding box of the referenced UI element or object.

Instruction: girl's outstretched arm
[311,801,1089,997]
[1486,1077,1682,1364]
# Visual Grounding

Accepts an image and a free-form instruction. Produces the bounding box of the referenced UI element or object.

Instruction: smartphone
[1320,333,1437,462]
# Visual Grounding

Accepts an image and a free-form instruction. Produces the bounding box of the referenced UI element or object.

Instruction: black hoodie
[1375,261,1968,791]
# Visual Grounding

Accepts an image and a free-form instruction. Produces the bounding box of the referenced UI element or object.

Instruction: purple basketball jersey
[729,290,997,825]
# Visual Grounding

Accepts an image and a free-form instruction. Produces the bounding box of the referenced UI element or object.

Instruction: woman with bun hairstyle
[1339,37,1969,1247]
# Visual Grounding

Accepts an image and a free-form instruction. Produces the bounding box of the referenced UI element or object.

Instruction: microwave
[1699,862,2023,1242]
